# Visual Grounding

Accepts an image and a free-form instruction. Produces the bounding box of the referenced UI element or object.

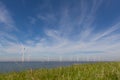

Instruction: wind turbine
[47,56,50,62]
[76,56,79,62]
[27,54,31,62]
[20,43,25,63]
[59,56,62,62]
[22,47,25,62]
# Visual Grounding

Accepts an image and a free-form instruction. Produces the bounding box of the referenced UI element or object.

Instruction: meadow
[0,62,120,80]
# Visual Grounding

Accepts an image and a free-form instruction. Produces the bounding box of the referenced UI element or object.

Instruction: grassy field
[0,62,120,80]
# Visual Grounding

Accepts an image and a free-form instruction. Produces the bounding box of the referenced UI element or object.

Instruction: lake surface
[0,61,93,73]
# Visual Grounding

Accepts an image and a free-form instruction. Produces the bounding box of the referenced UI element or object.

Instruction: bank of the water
[0,62,120,80]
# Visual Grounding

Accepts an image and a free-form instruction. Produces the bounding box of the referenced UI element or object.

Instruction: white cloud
[0,2,15,31]
[0,1,18,44]
[0,0,120,61]
[92,22,120,41]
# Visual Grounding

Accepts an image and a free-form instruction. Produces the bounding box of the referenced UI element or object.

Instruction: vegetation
[0,62,120,80]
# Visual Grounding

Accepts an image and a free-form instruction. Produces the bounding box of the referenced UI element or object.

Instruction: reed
[0,62,120,80]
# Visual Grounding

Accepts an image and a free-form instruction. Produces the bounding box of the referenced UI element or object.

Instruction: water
[0,61,91,73]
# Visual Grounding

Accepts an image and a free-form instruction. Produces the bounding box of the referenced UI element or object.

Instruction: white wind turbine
[20,43,25,63]
[76,56,79,62]
[27,54,31,62]
[47,56,50,62]
[59,56,62,62]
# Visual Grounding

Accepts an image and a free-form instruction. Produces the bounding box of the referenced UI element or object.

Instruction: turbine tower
[47,56,50,62]
[28,54,31,62]
[59,56,62,62]
[21,43,25,63]
[22,47,25,62]
[76,56,79,62]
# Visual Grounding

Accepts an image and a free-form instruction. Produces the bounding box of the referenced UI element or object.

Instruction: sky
[0,0,120,61]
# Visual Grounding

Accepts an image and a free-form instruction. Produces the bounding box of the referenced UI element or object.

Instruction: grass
[0,62,120,80]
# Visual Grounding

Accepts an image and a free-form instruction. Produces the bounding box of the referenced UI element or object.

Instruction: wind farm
[0,0,120,79]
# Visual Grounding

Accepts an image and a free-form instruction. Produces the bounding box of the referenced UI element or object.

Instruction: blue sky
[0,0,120,61]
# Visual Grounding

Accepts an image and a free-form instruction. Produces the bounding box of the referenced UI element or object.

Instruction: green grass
[0,62,120,80]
